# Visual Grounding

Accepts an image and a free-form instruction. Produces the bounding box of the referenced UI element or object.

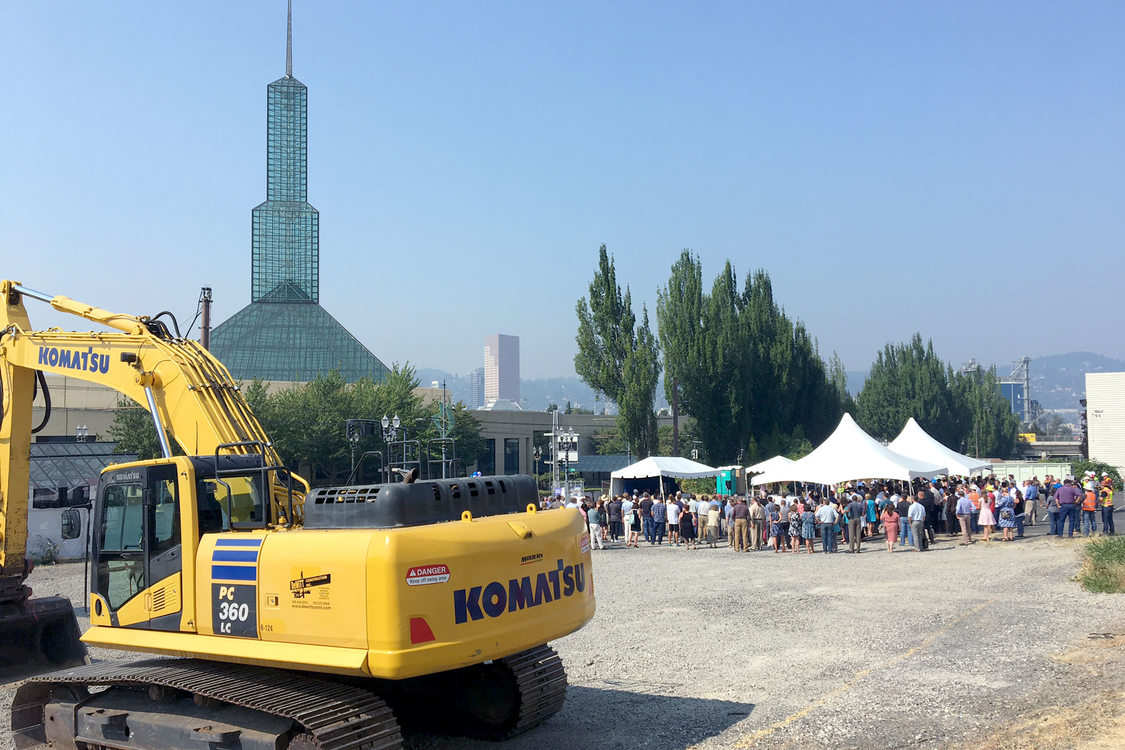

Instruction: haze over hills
[844,352,1124,412]
[416,368,670,413]
[422,353,1123,416]
[1028,352,1125,410]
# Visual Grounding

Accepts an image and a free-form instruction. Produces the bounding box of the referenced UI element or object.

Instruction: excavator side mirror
[60,508,81,540]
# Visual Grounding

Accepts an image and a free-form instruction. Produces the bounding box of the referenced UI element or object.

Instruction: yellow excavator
[1,280,595,748]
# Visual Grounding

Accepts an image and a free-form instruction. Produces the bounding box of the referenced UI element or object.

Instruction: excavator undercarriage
[12,645,567,749]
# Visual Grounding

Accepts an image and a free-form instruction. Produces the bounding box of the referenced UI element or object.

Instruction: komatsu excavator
[1,280,595,749]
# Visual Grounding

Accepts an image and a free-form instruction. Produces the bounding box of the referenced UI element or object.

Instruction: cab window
[97,482,145,611]
[152,478,179,553]
[100,483,144,552]
[199,474,266,529]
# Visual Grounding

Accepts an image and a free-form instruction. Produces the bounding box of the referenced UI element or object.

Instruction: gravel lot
[6,520,1125,749]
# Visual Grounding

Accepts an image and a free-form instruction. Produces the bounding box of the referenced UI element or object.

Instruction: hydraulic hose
[32,370,51,433]
[151,311,182,339]
[0,330,52,433]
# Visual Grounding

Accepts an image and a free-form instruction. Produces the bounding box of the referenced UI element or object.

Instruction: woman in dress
[680,503,697,550]
[626,505,641,547]
[881,504,901,553]
[768,500,783,552]
[995,491,1016,541]
[865,493,878,539]
[788,506,802,553]
[979,491,997,542]
[801,505,816,553]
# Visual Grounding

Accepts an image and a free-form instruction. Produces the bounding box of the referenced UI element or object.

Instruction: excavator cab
[90,460,185,631]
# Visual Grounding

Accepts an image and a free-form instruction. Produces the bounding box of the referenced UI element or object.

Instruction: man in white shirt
[908,493,928,552]
[666,499,682,545]
[814,501,839,554]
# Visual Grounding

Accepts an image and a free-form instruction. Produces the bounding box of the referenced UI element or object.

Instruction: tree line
[110,365,484,487]
[575,246,1019,464]
[855,334,1019,457]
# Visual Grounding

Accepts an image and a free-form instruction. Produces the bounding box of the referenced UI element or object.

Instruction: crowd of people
[541,470,1117,554]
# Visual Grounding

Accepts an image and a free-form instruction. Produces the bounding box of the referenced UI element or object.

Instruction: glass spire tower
[210,2,388,384]
[252,1,319,303]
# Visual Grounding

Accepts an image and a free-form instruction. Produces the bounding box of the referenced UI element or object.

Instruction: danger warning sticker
[406,564,451,586]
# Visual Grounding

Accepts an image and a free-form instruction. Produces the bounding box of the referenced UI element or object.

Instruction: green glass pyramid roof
[209,301,389,383]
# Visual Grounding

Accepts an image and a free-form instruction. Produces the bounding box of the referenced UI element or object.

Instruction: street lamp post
[558,429,579,502]
[532,446,543,489]
[381,414,401,483]
[348,422,361,473]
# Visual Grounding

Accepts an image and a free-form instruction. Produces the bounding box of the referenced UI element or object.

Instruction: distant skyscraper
[469,367,485,409]
[210,1,388,382]
[484,334,520,403]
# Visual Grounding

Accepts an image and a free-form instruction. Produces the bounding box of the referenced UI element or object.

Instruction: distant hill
[415,367,622,412]
[1027,352,1125,410]
[845,370,869,398]
[422,352,1122,416]
[842,353,1125,413]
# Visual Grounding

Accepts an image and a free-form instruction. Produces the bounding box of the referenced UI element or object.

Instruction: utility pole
[550,409,560,496]
[440,379,449,478]
[672,377,680,454]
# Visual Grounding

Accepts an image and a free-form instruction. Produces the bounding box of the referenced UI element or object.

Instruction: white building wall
[28,507,90,562]
[1086,372,1125,476]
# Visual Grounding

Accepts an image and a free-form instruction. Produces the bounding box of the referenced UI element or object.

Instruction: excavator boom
[0,280,306,679]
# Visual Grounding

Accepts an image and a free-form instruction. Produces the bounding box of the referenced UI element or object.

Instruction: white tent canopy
[887,418,991,477]
[751,413,948,486]
[745,455,794,475]
[610,456,719,496]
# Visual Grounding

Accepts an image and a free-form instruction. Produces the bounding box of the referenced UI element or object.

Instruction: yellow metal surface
[81,625,369,676]
[0,281,34,577]
[93,508,593,681]
[89,594,113,627]
[254,531,371,648]
[113,579,154,628]
[148,572,182,620]
[363,507,594,679]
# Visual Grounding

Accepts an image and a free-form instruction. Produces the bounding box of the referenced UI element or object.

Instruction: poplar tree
[856,335,1020,458]
[856,334,958,444]
[617,306,662,456]
[574,246,661,457]
[657,257,844,463]
[574,245,635,404]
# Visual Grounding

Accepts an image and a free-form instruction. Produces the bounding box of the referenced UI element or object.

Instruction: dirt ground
[5,521,1125,749]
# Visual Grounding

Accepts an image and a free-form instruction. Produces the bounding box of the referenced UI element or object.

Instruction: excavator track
[12,657,402,750]
[443,644,567,740]
[499,644,568,738]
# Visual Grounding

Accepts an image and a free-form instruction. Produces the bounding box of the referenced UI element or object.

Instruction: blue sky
[3,1,1122,379]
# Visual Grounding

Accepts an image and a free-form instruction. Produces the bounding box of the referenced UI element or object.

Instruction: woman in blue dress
[995,492,1016,541]
[800,506,816,553]
[865,494,878,539]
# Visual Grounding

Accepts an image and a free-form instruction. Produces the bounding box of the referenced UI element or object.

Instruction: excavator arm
[0,280,307,587]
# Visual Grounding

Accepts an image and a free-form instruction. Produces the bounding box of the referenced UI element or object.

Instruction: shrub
[1070,460,1122,488]
[29,536,60,566]
[1078,535,1125,593]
